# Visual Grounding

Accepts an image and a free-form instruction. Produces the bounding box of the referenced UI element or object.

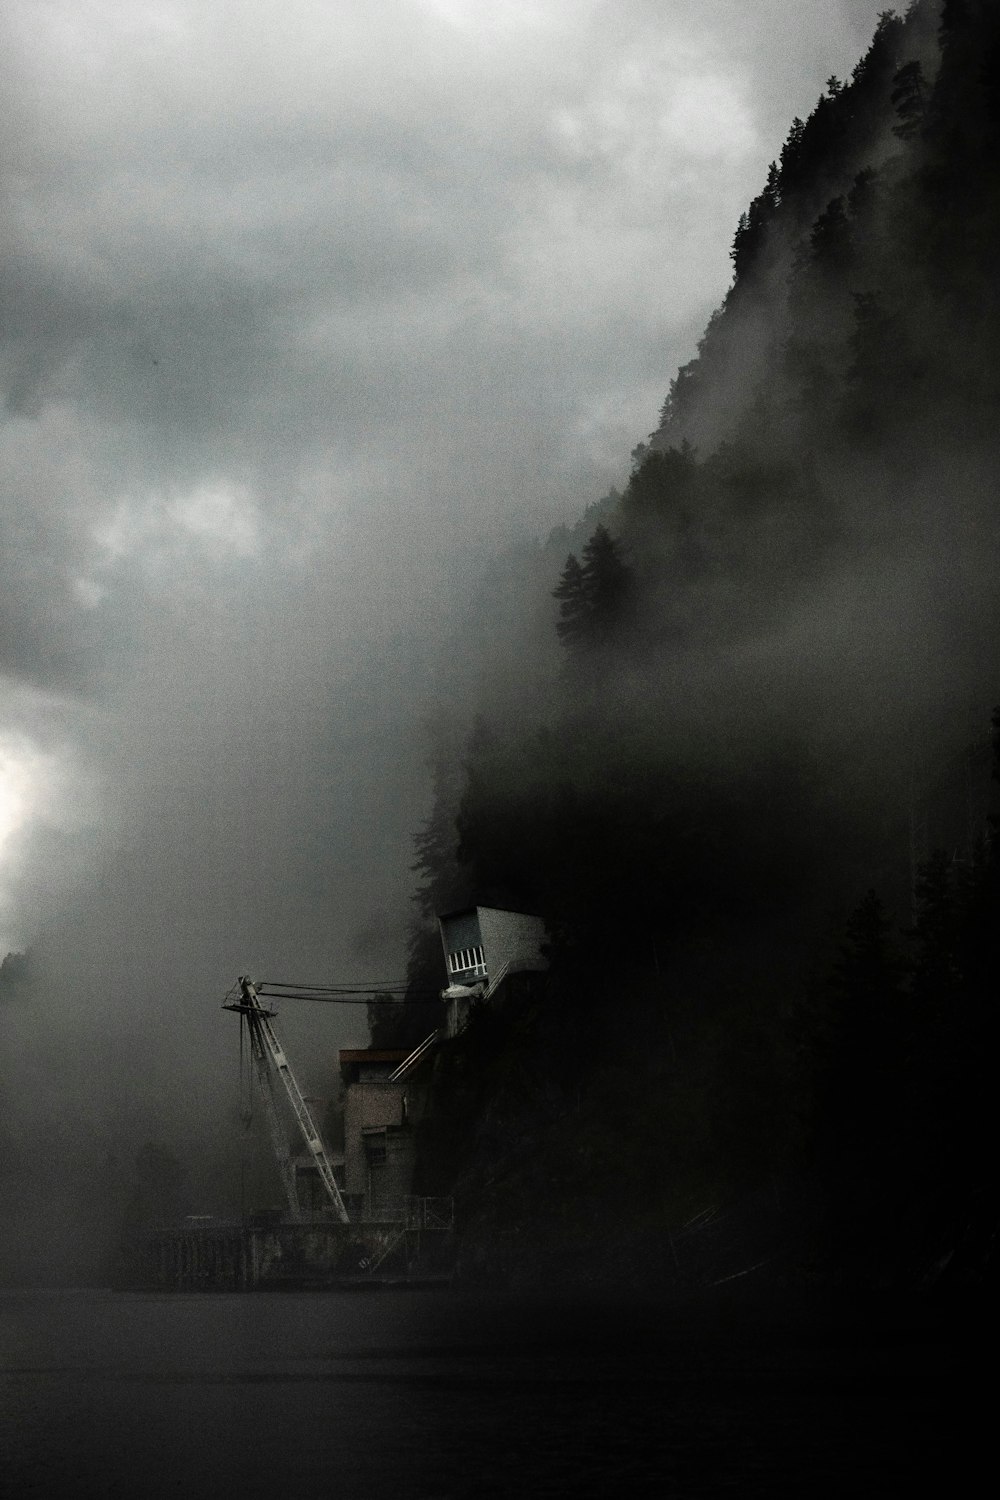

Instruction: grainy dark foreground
[0,1287,986,1498]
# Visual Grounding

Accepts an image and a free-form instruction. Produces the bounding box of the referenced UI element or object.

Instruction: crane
[224,975,350,1224]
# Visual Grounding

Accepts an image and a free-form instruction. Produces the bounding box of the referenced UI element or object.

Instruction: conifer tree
[809,196,852,271]
[552,553,588,648]
[891,59,928,140]
[730,163,780,282]
[622,443,699,524]
[579,524,630,644]
[552,526,631,654]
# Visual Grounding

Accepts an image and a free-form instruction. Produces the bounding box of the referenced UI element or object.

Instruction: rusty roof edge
[338,1049,410,1064]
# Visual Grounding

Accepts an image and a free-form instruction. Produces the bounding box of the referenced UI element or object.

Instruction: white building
[438,904,548,1035]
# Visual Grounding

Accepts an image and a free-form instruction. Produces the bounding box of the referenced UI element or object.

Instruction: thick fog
[0,1,888,1277]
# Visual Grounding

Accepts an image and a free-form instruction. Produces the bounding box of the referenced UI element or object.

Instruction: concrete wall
[477,907,547,982]
[343,1079,405,1195]
[439,906,547,987]
[367,1130,415,1218]
[341,1049,435,1211]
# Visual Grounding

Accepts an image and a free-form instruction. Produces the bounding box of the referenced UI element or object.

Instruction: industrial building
[338,1038,436,1219]
[437,904,548,1035]
[123,906,548,1288]
[334,905,549,1217]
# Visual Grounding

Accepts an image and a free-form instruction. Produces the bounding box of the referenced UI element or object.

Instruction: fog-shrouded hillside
[392,0,1000,1295]
[4,0,993,1296]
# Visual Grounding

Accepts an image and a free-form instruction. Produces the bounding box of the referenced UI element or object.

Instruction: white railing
[484,960,511,1000]
[389,1029,441,1082]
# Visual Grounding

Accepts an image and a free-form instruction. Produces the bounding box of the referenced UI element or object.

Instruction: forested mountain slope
[386,0,1000,1294]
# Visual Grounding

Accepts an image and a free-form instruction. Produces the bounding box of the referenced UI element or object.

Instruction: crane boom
[226,976,350,1224]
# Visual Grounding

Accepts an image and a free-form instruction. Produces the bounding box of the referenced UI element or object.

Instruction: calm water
[0,1287,978,1497]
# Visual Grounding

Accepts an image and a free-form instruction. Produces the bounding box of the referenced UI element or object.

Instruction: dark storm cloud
[1,2,884,457]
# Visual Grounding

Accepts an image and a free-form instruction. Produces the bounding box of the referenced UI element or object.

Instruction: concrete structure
[122,1032,456,1291]
[120,1209,454,1290]
[438,905,548,1035]
[339,1044,435,1219]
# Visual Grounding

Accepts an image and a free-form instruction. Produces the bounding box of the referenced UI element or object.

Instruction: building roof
[437,904,542,922]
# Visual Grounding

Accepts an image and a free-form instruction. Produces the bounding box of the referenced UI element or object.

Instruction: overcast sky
[1,1,888,1119]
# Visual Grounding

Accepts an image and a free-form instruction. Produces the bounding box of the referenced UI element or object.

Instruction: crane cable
[225,972,444,1123]
[255,980,444,1004]
[222,980,444,1007]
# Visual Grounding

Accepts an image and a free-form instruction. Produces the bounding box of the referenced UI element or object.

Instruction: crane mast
[225,976,350,1224]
